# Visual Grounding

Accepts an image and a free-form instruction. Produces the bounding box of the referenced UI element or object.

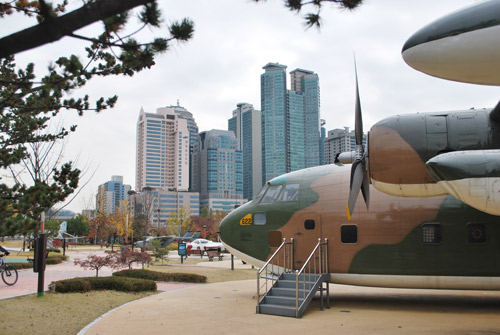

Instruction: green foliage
[85,276,156,292]
[54,278,92,293]
[67,215,90,236]
[0,1,195,237]
[54,276,156,293]
[255,0,363,28]
[8,262,33,269]
[46,253,67,264]
[113,269,207,283]
[44,220,61,233]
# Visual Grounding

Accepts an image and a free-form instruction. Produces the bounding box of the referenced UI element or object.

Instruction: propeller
[346,60,370,221]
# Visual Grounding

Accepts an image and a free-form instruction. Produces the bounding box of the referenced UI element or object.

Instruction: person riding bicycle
[0,245,10,256]
[0,245,9,266]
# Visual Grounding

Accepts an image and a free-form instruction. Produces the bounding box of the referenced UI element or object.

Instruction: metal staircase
[257,238,330,318]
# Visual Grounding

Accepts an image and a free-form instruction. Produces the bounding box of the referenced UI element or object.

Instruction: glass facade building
[261,63,288,183]
[199,129,246,212]
[228,103,262,200]
[97,175,131,215]
[261,63,321,183]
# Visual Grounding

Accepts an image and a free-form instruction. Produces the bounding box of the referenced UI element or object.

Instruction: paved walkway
[81,280,500,335]
[3,250,500,335]
[0,250,198,300]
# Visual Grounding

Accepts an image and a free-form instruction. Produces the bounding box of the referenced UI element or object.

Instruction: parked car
[186,239,224,253]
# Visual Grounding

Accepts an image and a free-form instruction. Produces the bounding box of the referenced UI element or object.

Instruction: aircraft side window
[254,213,267,225]
[467,223,486,244]
[304,220,315,230]
[278,184,299,202]
[260,185,282,203]
[422,223,442,244]
[341,225,357,244]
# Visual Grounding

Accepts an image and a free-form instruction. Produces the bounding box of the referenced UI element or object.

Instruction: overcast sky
[4,0,499,213]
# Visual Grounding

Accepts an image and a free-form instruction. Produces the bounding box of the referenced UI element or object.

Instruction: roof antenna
[177,99,180,106]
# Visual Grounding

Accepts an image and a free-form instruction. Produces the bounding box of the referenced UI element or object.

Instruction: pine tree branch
[0,0,155,58]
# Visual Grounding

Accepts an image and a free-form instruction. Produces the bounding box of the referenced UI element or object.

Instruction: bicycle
[0,253,18,286]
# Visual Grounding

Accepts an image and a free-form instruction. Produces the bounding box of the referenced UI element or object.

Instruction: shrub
[8,262,33,269]
[166,243,178,251]
[47,254,68,264]
[54,276,156,293]
[86,276,156,292]
[54,278,91,293]
[113,269,207,283]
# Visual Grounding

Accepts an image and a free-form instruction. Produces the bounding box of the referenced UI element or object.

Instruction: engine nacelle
[426,150,500,216]
[368,109,498,197]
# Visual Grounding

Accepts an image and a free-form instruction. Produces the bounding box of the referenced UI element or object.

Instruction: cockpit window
[260,185,282,203]
[254,184,268,202]
[278,184,299,202]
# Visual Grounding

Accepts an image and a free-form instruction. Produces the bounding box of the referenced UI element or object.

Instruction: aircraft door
[293,213,322,270]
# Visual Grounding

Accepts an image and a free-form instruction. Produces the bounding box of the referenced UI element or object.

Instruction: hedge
[8,253,68,269]
[54,278,91,293]
[54,276,157,293]
[113,269,207,283]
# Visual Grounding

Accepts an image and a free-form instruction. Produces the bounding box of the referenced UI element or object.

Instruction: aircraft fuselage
[219,164,500,290]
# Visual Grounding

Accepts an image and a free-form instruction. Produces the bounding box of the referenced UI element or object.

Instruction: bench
[206,249,223,261]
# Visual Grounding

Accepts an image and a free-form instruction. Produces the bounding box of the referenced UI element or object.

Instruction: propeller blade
[354,58,363,146]
[346,160,364,221]
[361,166,370,209]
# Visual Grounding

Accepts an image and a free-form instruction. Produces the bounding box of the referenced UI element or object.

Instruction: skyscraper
[160,103,199,191]
[290,69,321,168]
[261,63,321,183]
[228,102,262,200]
[261,63,288,183]
[199,129,246,212]
[135,107,190,192]
[97,175,131,215]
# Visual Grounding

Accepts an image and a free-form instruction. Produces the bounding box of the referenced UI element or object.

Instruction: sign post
[178,242,186,264]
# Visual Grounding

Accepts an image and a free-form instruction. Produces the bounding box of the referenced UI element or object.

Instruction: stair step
[269,287,310,298]
[276,279,315,289]
[258,303,297,318]
[281,273,321,281]
[263,295,304,307]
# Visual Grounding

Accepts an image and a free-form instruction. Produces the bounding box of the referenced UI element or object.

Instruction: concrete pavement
[2,250,500,334]
[81,279,500,335]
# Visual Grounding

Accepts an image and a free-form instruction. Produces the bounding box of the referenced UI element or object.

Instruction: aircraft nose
[218,214,232,245]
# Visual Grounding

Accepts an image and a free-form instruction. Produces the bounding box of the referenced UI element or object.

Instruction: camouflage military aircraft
[219,0,500,291]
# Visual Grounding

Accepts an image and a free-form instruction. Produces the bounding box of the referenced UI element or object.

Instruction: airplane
[134,231,201,248]
[218,0,500,316]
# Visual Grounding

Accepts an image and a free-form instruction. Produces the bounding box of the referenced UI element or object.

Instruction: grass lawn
[0,291,155,335]
[1,259,257,334]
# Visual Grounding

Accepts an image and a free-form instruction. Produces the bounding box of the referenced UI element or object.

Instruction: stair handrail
[257,238,293,313]
[295,238,328,317]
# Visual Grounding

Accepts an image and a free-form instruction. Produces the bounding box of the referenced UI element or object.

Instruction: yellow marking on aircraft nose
[346,204,351,221]
[240,214,252,225]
